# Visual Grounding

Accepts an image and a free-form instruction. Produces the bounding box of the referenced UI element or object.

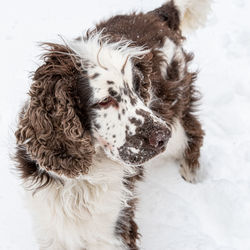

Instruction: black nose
[149,127,171,149]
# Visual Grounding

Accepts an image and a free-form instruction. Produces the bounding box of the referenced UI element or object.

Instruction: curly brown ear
[15,43,94,178]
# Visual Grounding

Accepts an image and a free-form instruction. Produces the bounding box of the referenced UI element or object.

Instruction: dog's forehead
[69,35,150,100]
[88,63,134,99]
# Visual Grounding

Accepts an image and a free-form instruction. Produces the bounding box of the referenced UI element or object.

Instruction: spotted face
[71,37,170,165]
[90,70,171,165]
[70,37,171,166]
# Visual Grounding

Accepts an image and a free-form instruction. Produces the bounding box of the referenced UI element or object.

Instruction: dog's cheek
[91,116,124,155]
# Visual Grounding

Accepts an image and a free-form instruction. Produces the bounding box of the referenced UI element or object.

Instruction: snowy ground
[1,0,250,249]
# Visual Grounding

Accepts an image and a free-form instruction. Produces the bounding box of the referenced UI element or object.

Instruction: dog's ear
[15,43,94,178]
[151,0,211,33]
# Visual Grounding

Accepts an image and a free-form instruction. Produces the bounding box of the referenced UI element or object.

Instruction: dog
[15,0,210,249]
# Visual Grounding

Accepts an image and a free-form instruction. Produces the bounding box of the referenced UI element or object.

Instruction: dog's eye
[99,97,112,105]
[99,97,116,108]
[93,97,118,109]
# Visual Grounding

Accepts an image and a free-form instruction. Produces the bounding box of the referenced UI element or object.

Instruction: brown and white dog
[15,0,210,249]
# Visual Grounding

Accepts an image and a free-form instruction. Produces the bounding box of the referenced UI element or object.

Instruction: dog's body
[15,1,210,249]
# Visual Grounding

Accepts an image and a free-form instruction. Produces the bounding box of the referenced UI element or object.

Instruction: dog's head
[15,35,171,178]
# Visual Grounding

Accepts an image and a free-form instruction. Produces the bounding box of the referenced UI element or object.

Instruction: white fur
[170,0,211,32]
[25,148,133,250]
[164,119,188,160]
[157,38,186,80]
[68,32,149,77]
[158,38,176,79]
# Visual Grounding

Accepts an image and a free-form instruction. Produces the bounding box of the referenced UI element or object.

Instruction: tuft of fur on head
[68,30,150,72]
[173,0,212,32]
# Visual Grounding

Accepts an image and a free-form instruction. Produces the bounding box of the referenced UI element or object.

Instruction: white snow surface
[1,0,250,249]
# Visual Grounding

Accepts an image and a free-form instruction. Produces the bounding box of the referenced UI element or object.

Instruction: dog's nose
[149,127,171,149]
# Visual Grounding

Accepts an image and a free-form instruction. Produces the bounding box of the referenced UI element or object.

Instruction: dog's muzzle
[118,118,171,165]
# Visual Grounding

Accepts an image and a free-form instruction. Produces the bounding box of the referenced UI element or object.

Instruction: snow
[1,0,250,249]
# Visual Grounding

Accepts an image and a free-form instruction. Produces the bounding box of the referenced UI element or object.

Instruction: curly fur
[15,44,94,178]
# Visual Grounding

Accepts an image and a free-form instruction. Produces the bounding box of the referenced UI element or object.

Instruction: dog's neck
[25,146,131,249]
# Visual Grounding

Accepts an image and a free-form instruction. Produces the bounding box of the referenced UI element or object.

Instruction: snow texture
[0,0,250,249]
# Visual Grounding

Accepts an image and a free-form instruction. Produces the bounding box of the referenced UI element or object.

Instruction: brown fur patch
[149,0,181,31]
[115,167,144,250]
[15,43,94,179]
